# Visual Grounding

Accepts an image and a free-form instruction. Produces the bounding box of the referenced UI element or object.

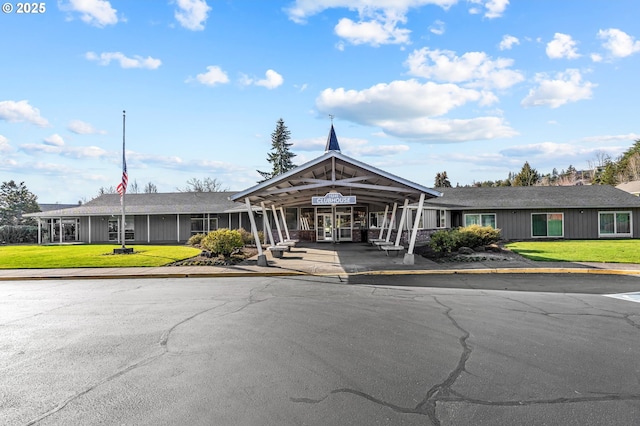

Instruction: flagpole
[121,110,126,249]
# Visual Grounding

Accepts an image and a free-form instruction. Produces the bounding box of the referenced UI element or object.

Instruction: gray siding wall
[490,208,640,240]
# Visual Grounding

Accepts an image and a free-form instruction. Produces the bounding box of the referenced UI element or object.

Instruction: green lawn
[505,240,640,263]
[0,244,202,269]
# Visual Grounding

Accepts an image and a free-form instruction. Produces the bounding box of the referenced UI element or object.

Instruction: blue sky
[1,0,639,203]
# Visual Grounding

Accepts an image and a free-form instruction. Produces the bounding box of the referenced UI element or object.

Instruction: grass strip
[506,240,640,263]
[0,245,202,269]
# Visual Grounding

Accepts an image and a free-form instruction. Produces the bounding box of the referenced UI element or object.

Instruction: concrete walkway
[1,242,640,280]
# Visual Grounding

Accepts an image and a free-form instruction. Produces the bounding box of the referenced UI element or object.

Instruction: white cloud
[546,33,580,59]
[521,69,596,108]
[58,0,119,27]
[405,47,524,90]
[43,134,65,147]
[316,80,517,141]
[580,133,640,144]
[334,14,411,46]
[255,70,284,89]
[85,52,162,69]
[468,0,509,18]
[500,142,591,158]
[189,65,230,86]
[284,0,458,24]
[68,120,106,135]
[597,28,640,58]
[0,135,11,153]
[317,80,482,120]
[293,136,409,157]
[241,70,284,89]
[379,116,517,141]
[0,100,49,127]
[590,53,603,63]
[484,0,509,18]
[21,140,109,159]
[429,19,445,35]
[499,34,519,50]
[347,143,410,157]
[285,1,461,46]
[174,0,211,31]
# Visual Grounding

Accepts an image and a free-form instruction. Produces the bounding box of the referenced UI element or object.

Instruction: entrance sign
[312,192,356,205]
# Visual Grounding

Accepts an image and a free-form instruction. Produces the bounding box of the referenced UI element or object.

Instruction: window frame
[598,211,632,237]
[531,212,564,238]
[464,213,496,228]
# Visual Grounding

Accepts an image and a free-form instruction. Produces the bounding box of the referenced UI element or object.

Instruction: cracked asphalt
[1,274,640,425]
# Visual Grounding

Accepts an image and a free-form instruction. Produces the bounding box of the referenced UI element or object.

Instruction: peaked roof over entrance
[231,127,441,208]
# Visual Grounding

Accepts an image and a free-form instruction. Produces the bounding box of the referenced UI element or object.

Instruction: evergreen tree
[0,180,40,226]
[434,171,452,187]
[257,118,296,182]
[513,162,540,186]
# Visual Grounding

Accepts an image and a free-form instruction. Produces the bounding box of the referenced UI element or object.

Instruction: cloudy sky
[1,0,639,202]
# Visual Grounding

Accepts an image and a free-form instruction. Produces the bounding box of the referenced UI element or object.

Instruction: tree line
[434,139,640,188]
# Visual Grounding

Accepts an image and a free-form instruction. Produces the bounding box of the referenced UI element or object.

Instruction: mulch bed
[170,247,259,266]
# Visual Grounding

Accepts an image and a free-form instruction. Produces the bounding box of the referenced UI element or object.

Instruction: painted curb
[1,267,640,281]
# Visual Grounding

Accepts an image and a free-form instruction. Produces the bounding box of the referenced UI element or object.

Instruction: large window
[190,214,218,235]
[532,213,563,237]
[300,208,315,230]
[109,216,134,241]
[464,213,496,228]
[599,211,631,237]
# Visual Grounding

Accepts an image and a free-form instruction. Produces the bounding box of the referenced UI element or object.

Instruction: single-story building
[27,191,250,244]
[26,127,640,254]
[425,185,640,240]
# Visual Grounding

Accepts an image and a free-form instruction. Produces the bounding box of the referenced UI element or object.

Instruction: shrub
[0,225,38,244]
[237,228,253,245]
[201,228,244,257]
[237,228,264,246]
[460,224,501,247]
[429,228,460,253]
[430,225,500,253]
[187,233,206,247]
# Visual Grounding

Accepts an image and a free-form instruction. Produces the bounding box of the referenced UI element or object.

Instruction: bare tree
[144,182,158,193]
[178,177,229,192]
[128,180,140,194]
[97,186,117,196]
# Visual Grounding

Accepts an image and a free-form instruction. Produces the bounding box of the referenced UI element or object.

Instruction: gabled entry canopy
[231,150,442,208]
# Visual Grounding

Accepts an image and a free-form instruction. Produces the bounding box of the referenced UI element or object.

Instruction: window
[300,208,315,230]
[436,210,446,228]
[532,213,563,238]
[109,216,134,241]
[190,214,218,235]
[464,213,496,228]
[285,208,297,230]
[599,211,632,237]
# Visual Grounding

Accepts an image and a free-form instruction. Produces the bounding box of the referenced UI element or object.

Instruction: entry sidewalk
[1,242,640,280]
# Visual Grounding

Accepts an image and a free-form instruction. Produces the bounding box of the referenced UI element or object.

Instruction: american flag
[116,150,128,196]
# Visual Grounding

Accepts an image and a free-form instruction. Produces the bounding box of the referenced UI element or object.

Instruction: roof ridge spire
[325,123,341,152]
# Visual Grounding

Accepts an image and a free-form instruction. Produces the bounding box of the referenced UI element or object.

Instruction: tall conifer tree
[257,118,296,182]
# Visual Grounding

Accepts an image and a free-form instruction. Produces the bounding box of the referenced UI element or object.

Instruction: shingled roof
[425,185,640,210]
[26,192,242,218]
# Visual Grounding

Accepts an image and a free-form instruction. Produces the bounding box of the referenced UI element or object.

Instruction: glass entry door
[316,207,353,242]
[317,213,333,241]
[336,211,352,242]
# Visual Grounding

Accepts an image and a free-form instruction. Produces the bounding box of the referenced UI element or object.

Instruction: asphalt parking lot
[2,274,640,425]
